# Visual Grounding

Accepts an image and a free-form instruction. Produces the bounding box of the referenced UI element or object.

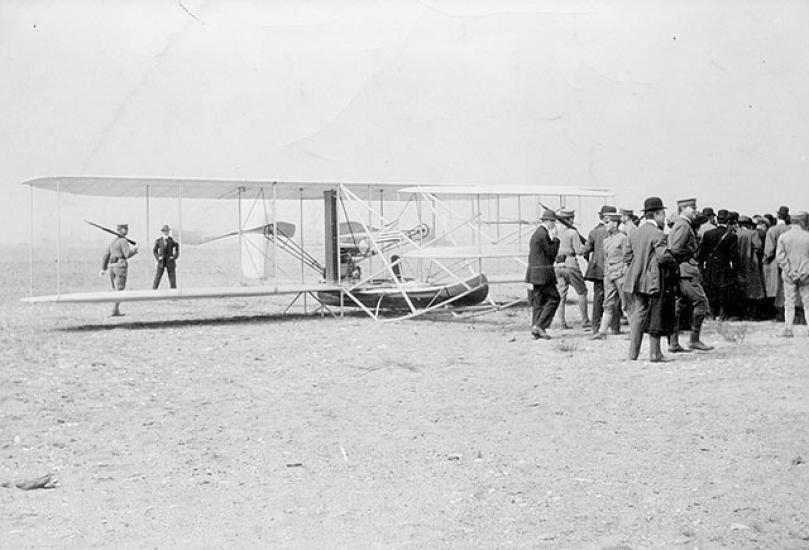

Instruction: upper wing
[400,184,613,198]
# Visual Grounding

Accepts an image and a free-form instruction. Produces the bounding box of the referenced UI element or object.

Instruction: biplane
[21,177,612,321]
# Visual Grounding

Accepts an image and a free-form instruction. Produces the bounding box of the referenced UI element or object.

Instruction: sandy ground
[2,246,809,549]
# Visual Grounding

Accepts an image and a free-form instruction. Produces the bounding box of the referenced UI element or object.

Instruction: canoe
[316,273,489,311]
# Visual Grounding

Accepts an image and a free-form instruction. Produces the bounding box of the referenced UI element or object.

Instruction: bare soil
[1,246,808,549]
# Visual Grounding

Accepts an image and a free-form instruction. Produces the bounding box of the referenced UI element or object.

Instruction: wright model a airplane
[22,177,612,321]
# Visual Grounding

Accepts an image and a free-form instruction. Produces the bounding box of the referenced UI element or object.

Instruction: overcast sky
[1,0,807,245]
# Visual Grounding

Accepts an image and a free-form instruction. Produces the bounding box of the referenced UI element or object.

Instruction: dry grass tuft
[714,320,750,344]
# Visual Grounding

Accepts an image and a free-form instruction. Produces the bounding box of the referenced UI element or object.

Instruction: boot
[579,296,591,329]
[628,323,643,360]
[668,330,692,353]
[688,315,714,351]
[649,336,669,363]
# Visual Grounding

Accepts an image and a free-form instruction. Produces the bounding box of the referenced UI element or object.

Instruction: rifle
[83,219,137,246]
[538,201,586,245]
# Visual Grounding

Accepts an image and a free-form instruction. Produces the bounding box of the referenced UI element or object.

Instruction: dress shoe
[688,341,714,351]
[649,354,671,363]
[668,344,693,353]
[591,333,607,341]
[531,327,551,340]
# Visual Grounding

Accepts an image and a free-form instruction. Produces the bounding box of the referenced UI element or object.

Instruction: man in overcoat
[526,209,561,339]
[736,215,765,319]
[153,224,180,289]
[763,206,791,321]
[698,209,739,319]
[667,198,713,352]
[624,197,678,362]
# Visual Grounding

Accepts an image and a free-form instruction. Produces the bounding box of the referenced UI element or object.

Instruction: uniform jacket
[623,220,674,295]
[102,237,137,270]
[776,225,809,284]
[525,225,560,285]
[582,223,607,281]
[153,236,180,266]
[555,226,584,268]
[668,215,700,279]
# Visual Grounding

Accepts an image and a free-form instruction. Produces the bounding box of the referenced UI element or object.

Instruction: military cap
[619,208,634,216]
[557,209,575,219]
[677,197,697,209]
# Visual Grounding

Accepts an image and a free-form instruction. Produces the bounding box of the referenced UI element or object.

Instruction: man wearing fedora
[667,198,713,352]
[526,209,561,339]
[553,209,591,330]
[153,224,180,289]
[697,207,717,240]
[583,204,621,335]
[698,209,739,319]
[100,223,139,317]
[624,197,678,362]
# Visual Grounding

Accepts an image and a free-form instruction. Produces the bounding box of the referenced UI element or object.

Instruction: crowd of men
[526,198,809,360]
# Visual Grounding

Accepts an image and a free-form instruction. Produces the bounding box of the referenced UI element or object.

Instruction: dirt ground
[2,246,809,549]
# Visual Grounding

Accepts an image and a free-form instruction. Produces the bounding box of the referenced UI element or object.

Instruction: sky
[1,0,808,245]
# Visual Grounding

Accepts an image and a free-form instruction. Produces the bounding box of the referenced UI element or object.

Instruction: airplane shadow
[58,311,370,332]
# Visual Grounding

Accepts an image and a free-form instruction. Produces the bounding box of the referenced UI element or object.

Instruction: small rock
[792,455,804,465]
[730,522,751,531]
[447,454,462,462]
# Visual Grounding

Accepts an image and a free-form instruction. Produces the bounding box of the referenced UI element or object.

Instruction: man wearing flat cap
[583,204,621,335]
[763,205,792,321]
[526,209,561,339]
[698,209,739,319]
[100,223,139,317]
[775,211,809,337]
[153,224,180,289]
[624,197,678,362]
[667,198,713,352]
[553,209,591,330]
[620,209,637,237]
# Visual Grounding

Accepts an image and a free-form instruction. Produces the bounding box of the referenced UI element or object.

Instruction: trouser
[531,283,561,330]
[675,276,709,328]
[783,276,809,332]
[153,263,177,289]
[591,279,620,334]
[555,266,589,324]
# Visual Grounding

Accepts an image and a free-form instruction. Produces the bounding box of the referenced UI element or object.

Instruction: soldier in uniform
[526,209,561,340]
[624,197,678,362]
[100,223,139,316]
[553,210,590,329]
[667,198,713,352]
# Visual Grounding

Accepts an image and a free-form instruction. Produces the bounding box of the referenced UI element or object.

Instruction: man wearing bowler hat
[525,208,561,339]
[100,223,139,316]
[697,207,717,240]
[667,198,713,352]
[624,197,678,362]
[583,204,621,335]
[153,224,180,289]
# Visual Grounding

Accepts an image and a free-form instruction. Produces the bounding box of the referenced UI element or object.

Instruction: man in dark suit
[526,209,561,339]
[624,197,678,362]
[152,224,179,289]
[698,210,739,319]
[583,204,621,335]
